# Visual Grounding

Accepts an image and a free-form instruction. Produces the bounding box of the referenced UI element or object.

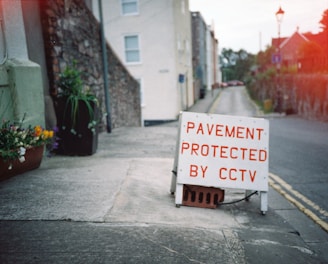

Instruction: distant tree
[256,46,275,69]
[220,48,237,66]
[220,48,254,81]
[235,49,255,81]
[319,9,328,32]
[319,9,328,55]
[298,41,323,59]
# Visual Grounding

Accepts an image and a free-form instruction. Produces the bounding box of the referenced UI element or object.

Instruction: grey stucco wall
[0,0,45,127]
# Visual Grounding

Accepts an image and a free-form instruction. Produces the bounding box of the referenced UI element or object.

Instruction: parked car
[227,80,244,86]
[220,82,228,88]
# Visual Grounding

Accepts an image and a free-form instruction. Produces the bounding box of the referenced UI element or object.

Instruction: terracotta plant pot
[0,145,44,181]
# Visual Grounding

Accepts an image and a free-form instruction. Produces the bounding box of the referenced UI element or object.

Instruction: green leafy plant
[57,61,98,134]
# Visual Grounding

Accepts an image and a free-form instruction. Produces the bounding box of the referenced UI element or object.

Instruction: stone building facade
[39,0,141,130]
[191,11,208,99]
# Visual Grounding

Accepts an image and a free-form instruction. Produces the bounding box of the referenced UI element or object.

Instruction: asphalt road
[209,86,258,117]
[211,86,328,230]
[269,116,328,225]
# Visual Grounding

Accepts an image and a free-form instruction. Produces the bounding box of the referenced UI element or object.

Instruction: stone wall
[281,74,328,121]
[250,73,328,122]
[39,0,141,130]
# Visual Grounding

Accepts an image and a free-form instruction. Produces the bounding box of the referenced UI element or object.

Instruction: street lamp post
[275,6,284,112]
[276,7,284,38]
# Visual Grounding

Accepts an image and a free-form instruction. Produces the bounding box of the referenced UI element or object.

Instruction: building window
[121,0,138,15]
[124,35,140,63]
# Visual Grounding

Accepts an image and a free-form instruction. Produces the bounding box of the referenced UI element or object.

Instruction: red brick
[182,185,225,209]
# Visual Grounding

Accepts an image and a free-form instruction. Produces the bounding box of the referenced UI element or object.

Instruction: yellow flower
[42,130,50,139]
[48,130,54,138]
[34,125,42,137]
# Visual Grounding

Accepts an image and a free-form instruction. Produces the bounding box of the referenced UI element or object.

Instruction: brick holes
[182,185,225,209]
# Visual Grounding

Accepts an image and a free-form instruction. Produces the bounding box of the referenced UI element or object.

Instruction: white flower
[19,147,26,156]
[18,155,25,163]
[18,147,26,163]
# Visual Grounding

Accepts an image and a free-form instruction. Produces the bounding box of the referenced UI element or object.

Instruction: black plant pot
[56,99,99,156]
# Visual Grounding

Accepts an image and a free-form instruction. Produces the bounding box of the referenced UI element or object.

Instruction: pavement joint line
[270,180,328,233]
[269,172,328,217]
[269,173,328,233]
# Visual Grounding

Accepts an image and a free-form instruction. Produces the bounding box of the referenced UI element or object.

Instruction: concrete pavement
[0,88,327,263]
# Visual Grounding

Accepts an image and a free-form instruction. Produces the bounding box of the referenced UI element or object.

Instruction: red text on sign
[181,142,267,162]
[186,121,264,141]
[189,164,208,178]
[219,167,257,182]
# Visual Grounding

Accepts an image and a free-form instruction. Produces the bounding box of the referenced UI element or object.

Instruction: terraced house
[92,0,194,126]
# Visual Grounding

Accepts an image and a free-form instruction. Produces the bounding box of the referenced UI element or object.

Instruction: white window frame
[121,0,139,16]
[124,34,141,64]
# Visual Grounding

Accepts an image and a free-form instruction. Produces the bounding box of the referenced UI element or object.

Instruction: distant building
[207,24,219,90]
[93,0,194,126]
[272,28,328,72]
[272,29,308,70]
[191,11,207,98]
[191,11,219,98]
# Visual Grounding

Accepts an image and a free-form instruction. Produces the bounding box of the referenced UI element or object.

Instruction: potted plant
[0,114,56,180]
[55,61,99,156]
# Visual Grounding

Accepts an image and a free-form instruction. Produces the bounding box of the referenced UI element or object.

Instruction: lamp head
[275,6,285,23]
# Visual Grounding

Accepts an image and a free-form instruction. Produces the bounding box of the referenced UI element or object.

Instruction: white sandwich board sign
[171,112,269,213]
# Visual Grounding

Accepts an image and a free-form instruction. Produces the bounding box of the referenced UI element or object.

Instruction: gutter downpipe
[98,0,111,133]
